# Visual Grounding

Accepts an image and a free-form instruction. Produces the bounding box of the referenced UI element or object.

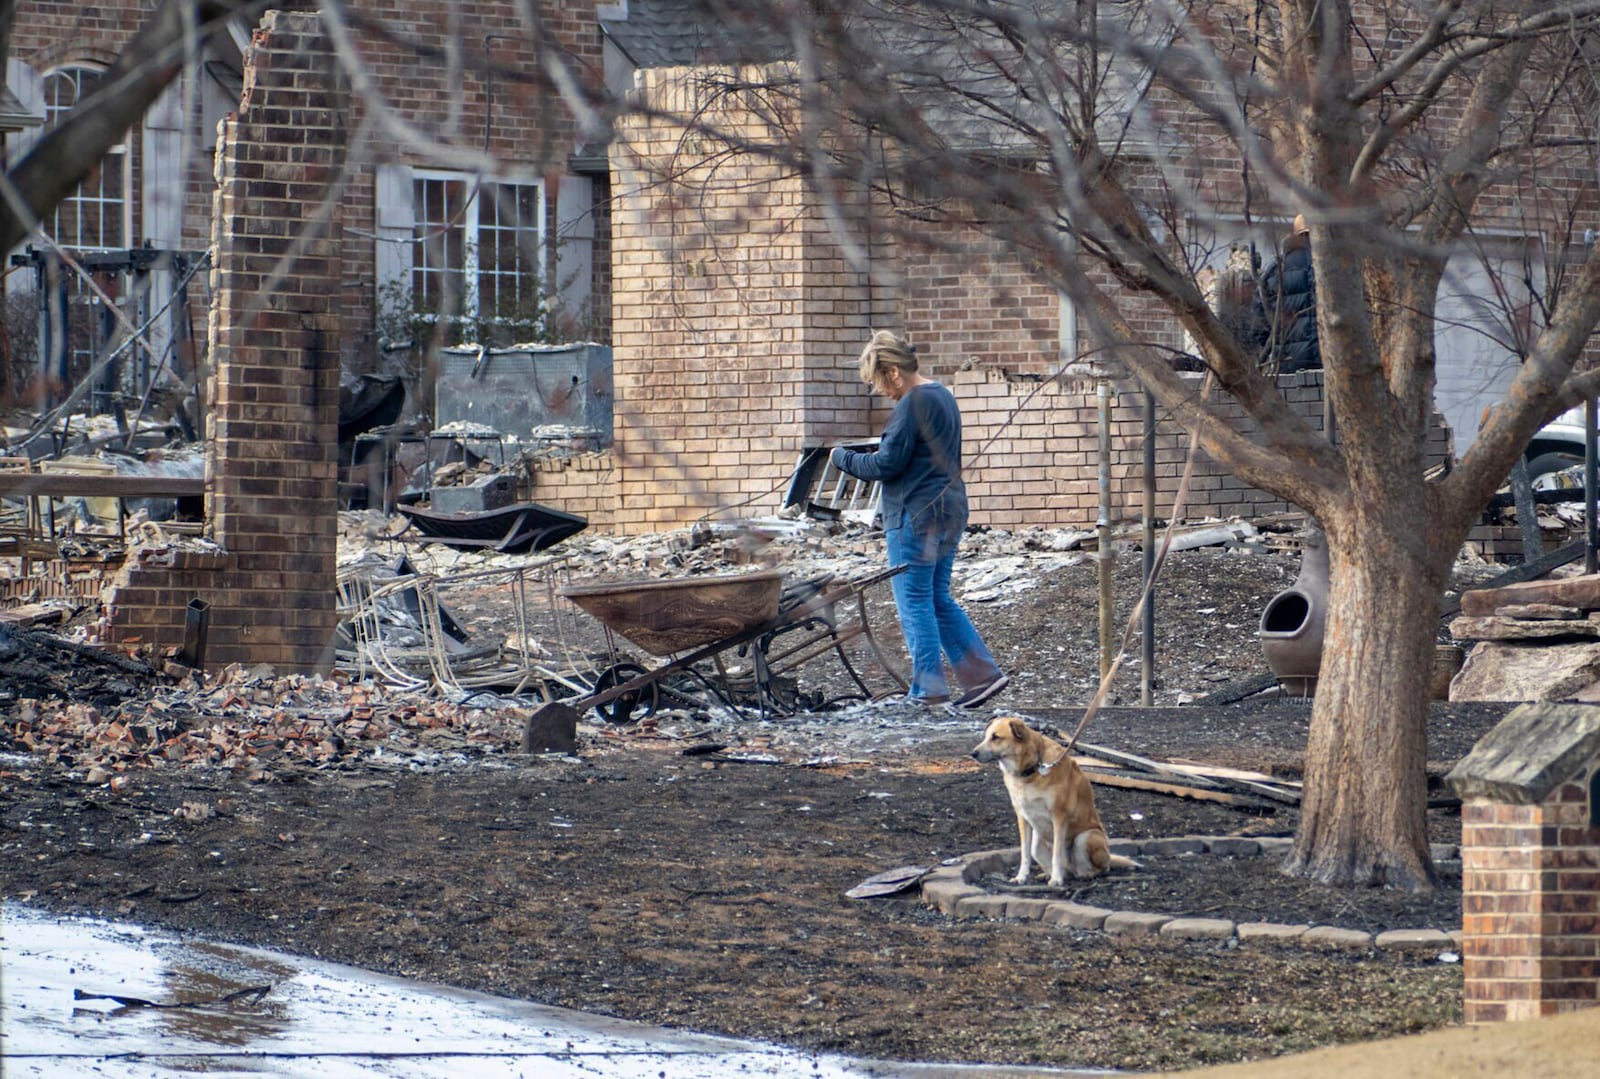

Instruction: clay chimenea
[1258,527,1329,696]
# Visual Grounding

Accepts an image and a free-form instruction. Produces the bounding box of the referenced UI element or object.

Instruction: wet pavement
[1,904,1095,1078]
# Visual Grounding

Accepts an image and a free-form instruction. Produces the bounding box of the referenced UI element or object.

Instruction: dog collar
[1019,758,1058,778]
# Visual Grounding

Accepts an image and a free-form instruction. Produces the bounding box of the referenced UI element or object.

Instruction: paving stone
[1140,837,1205,856]
[1254,837,1294,857]
[955,894,1011,919]
[1236,921,1309,942]
[1040,902,1111,930]
[1302,925,1374,950]
[1102,910,1171,935]
[1003,896,1057,921]
[1375,928,1454,951]
[1204,837,1260,856]
[1108,838,1143,857]
[921,878,985,915]
[1160,917,1236,940]
[961,849,1017,880]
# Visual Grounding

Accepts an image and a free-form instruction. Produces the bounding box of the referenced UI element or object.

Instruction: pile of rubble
[1,660,530,786]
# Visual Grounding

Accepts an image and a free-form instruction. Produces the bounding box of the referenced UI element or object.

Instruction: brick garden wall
[1461,792,1600,1022]
[97,10,345,671]
[526,450,618,531]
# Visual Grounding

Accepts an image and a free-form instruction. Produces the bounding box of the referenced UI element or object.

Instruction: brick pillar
[1461,793,1600,1022]
[205,10,345,670]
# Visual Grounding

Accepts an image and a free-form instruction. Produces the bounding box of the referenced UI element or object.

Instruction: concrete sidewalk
[1,904,1089,1078]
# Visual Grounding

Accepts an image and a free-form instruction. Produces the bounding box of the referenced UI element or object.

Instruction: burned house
[2,2,1591,670]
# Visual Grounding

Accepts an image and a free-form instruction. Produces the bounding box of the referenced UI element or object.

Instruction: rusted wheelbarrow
[521,566,906,752]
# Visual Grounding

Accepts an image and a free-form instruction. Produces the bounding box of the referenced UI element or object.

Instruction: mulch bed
[981,847,1463,934]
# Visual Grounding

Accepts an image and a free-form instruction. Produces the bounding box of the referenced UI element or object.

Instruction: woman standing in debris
[830,331,1009,709]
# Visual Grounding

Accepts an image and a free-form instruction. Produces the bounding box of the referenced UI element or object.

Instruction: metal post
[1141,391,1155,706]
[1097,380,1115,680]
[1586,398,1597,575]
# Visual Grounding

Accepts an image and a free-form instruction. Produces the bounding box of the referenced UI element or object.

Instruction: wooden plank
[1190,671,1279,705]
[1081,769,1274,809]
[0,603,67,626]
[0,474,204,499]
[1166,760,1303,787]
[1073,740,1227,789]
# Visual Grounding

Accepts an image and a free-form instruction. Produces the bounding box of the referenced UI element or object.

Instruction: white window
[398,169,546,345]
[42,65,127,251]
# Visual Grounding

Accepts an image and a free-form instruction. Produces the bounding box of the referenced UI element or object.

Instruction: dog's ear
[1007,718,1029,742]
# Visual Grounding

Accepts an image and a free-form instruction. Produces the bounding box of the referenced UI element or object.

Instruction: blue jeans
[885,515,1003,700]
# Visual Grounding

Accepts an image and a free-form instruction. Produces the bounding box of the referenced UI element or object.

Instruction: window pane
[477,181,540,323]
[43,67,124,250]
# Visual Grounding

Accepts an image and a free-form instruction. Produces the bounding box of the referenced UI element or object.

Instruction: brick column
[1461,794,1600,1022]
[203,10,346,670]
[97,11,346,671]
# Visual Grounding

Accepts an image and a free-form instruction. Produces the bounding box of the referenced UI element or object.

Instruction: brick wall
[1461,791,1600,1022]
[527,450,618,531]
[98,10,345,672]
[608,67,1456,535]
[609,65,881,534]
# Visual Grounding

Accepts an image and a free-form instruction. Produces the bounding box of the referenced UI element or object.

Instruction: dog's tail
[1107,853,1142,871]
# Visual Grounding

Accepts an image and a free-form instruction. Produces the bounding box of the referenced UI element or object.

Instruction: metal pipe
[1097,380,1115,680]
[1141,390,1155,706]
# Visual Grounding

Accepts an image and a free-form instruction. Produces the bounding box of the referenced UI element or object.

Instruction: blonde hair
[857,330,919,387]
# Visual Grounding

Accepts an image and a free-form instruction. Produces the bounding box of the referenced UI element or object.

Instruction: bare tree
[603,0,1600,891]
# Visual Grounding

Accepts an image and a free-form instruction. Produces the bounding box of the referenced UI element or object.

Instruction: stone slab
[1375,928,1454,951]
[1460,574,1600,617]
[1103,911,1172,935]
[1160,917,1236,940]
[1448,614,1600,641]
[1003,896,1058,921]
[1446,701,1600,802]
[1040,902,1112,930]
[1499,603,1585,621]
[1449,641,1600,703]
[959,849,1018,880]
[1236,921,1309,942]
[1302,925,1374,950]
[921,878,985,915]
[954,894,1011,920]
[1254,837,1294,857]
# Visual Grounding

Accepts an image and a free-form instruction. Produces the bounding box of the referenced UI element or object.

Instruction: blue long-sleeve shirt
[831,382,968,530]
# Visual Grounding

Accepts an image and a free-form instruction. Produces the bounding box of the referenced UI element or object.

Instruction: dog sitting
[970,715,1137,886]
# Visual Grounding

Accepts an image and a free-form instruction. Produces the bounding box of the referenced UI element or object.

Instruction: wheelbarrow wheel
[592,662,658,725]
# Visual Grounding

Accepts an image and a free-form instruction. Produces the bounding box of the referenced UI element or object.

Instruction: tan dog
[970,715,1136,886]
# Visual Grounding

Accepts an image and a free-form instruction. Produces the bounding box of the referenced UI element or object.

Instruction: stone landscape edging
[921,835,1464,953]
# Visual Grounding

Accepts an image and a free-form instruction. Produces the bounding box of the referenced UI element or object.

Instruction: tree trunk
[1281,518,1442,893]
